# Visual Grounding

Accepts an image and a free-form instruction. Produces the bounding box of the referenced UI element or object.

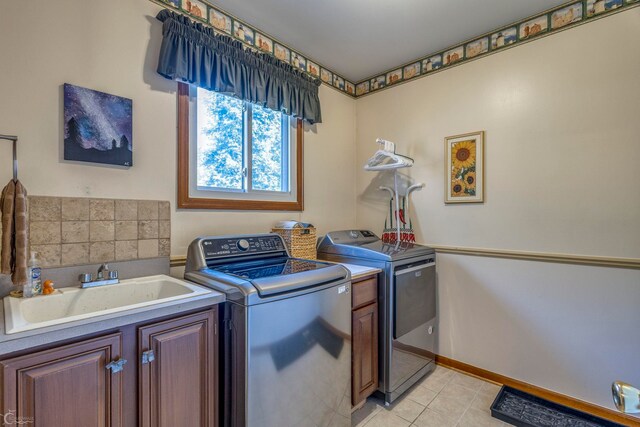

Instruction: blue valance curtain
[156,10,322,124]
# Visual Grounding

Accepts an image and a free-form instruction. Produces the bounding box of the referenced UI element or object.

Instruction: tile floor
[352,366,509,427]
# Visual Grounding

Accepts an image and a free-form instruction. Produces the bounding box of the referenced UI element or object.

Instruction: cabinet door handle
[141,350,155,364]
[105,358,127,373]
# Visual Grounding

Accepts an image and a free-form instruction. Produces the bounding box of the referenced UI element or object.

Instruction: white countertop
[336,263,381,280]
[0,286,225,356]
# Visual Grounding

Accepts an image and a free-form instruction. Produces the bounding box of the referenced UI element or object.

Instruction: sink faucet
[79,264,119,288]
[97,263,110,280]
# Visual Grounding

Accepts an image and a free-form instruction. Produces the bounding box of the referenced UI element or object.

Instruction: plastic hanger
[364,138,414,171]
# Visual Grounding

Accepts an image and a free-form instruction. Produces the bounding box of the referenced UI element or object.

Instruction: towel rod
[0,134,18,181]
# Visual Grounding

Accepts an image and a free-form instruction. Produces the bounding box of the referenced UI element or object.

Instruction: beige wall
[2,0,639,417]
[0,0,357,258]
[355,10,640,414]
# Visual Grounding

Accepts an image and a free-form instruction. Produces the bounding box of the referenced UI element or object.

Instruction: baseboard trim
[434,355,640,426]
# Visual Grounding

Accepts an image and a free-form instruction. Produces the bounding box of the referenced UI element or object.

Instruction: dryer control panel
[324,230,379,244]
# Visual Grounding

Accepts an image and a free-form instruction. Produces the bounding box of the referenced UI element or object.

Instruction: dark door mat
[490,386,624,427]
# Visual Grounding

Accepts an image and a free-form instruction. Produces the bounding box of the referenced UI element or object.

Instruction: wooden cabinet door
[352,302,378,406]
[0,333,123,427]
[138,308,217,427]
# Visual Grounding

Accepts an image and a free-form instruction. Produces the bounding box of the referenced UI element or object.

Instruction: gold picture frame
[445,131,485,204]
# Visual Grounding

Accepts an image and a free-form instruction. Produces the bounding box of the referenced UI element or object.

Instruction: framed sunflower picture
[445,131,484,203]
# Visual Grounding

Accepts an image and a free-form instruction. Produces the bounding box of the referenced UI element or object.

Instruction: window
[195,88,289,193]
[177,83,303,210]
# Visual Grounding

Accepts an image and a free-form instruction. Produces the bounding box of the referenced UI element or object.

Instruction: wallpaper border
[149,0,357,97]
[150,0,639,99]
[356,0,640,96]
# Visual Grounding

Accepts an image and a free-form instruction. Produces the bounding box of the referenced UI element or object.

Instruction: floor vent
[490,386,624,427]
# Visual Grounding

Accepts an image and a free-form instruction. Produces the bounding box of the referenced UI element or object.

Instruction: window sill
[176,196,303,211]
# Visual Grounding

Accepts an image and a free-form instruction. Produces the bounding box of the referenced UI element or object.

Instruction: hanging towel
[1,181,15,275]
[1,180,28,285]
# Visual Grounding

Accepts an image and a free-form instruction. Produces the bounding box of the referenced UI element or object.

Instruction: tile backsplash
[28,196,171,268]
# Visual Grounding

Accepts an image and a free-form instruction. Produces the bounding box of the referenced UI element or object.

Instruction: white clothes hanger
[364,138,414,171]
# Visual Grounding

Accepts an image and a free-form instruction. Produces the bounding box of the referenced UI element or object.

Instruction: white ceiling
[211,0,570,82]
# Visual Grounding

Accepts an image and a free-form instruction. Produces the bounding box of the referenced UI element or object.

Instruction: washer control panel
[201,235,286,258]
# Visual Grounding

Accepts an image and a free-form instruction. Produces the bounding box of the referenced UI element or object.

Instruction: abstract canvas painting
[64,84,133,166]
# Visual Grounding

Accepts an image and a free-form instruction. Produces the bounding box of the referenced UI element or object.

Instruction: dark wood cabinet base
[1,333,123,427]
[1,307,218,427]
[351,274,379,407]
[139,310,217,427]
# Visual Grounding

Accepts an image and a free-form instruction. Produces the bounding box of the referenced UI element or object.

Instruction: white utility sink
[3,275,212,334]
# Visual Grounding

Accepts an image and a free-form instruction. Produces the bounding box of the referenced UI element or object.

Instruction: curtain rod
[0,134,18,181]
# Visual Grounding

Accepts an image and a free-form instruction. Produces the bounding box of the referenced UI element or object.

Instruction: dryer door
[393,258,436,339]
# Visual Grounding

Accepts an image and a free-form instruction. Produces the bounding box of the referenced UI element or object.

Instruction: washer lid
[210,258,348,297]
[318,230,434,261]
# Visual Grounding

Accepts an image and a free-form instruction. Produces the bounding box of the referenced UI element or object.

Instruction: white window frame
[189,86,298,203]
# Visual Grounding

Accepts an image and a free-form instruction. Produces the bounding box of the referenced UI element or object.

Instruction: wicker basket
[271,224,317,260]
